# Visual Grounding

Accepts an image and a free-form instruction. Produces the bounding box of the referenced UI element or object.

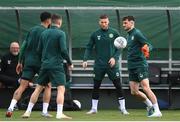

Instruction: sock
[143,98,152,107]
[92,99,98,110]
[8,99,17,111]
[42,103,49,114]
[57,104,63,116]
[153,103,160,113]
[26,102,34,113]
[118,97,126,111]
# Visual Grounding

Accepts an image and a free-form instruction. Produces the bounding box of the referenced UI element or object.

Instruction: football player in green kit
[122,16,162,117]
[6,12,52,118]
[22,14,73,119]
[82,14,129,115]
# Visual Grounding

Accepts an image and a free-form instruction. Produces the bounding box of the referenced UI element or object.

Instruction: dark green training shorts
[21,65,40,81]
[129,67,149,82]
[93,66,120,81]
[37,68,65,87]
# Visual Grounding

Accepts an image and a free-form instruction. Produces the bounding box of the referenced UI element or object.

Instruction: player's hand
[82,61,88,69]
[108,57,115,68]
[16,63,23,74]
[68,64,74,71]
[141,44,149,58]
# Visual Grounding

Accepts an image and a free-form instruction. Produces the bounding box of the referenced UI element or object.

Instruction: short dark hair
[99,14,109,19]
[40,12,51,22]
[51,14,62,24]
[122,16,135,21]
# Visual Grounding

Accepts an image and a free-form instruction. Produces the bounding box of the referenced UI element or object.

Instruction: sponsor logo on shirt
[109,33,114,38]
[97,35,101,40]
[116,72,120,77]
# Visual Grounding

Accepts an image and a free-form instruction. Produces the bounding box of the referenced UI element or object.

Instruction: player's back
[39,26,67,69]
[24,25,46,66]
[25,25,46,54]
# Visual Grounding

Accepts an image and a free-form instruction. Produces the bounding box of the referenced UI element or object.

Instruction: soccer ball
[114,36,127,49]
[73,100,81,109]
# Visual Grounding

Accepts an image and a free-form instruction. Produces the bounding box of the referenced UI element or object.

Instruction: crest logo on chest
[109,33,114,38]
[97,35,101,40]
[7,60,11,64]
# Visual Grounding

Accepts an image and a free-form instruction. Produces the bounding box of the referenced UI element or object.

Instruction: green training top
[18,24,46,67]
[37,25,72,69]
[83,27,120,68]
[126,28,153,69]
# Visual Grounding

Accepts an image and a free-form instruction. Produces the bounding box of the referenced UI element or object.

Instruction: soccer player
[122,16,162,117]
[6,12,52,118]
[82,14,129,115]
[22,14,73,119]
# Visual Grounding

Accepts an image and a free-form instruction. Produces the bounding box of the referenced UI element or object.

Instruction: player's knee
[142,86,151,93]
[92,92,99,99]
[45,85,52,89]
[112,78,122,88]
[92,89,100,99]
[131,90,139,96]
[19,84,28,91]
[19,82,29,89]
[47,82,52,88]
[93,80,101,89]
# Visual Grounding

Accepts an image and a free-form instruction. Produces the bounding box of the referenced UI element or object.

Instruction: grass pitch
[0,109,180,121]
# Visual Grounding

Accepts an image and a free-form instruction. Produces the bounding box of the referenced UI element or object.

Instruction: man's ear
[130,20,134,25]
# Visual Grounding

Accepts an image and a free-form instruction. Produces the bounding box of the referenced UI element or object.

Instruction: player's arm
[83,34,95,68]
[16,33,29,74]
[112,48,120,60]
[18,40,27,64]
[17,41,27,74]
[83,34,95,61]
[136,32,153,58]
[37,34,44,60]
[59,32,72,66]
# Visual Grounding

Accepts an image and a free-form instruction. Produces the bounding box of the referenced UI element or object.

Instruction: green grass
[0,109,180,121]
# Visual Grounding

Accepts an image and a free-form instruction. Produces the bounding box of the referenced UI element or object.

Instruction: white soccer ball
[114,36,127,49]
[73,100,81,109]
